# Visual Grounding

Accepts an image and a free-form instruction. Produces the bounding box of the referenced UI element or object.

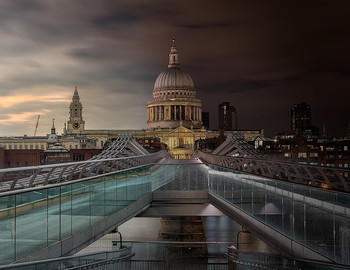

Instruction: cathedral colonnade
[147,105,202,122]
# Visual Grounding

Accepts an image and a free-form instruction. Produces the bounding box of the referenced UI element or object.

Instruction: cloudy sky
[0,0,349,137]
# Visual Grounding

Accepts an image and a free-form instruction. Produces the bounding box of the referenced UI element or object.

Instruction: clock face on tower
[72,122,80,129]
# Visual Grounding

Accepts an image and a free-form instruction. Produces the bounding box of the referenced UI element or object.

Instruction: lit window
[298,152,307,158]
[345,146,348,151]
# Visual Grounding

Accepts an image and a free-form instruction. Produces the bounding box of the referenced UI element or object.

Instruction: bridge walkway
[0,161,349,267]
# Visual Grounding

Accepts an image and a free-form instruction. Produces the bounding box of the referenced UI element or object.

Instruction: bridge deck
[0,161,349,267]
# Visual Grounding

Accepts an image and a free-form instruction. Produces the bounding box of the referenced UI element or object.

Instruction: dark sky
[0,0,349,137]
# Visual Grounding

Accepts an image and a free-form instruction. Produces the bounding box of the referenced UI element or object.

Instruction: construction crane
[34,115,40,136]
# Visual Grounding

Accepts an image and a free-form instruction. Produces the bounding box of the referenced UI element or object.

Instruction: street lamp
[115,231,124,249]
[236,229,250,250]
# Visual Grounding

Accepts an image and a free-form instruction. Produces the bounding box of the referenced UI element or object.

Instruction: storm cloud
[0,0,349,137]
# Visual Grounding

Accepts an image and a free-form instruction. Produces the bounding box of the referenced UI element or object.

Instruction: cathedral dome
[147,38,202,130]
[154,68,195,91]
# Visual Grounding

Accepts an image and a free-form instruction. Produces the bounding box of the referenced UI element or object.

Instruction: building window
[16,162,19,167]
[284,153,291,158]
[19,145,22,149]
[14,145,17,149]
[345,146,348,151]
[344,164,348,168]
[9,145,12,149]
[41,145,44,150]
[30,145,33,149]
[25,162,28,166]
[7,162,10,167]
[310,153,318,158]
[101,141,104,147]
[298,152,307,158]
[25,145,28,149]
[36,145,39,149]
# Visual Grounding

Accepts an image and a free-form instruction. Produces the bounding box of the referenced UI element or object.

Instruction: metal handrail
[196,150,350,192]
[0,150,170,192]
[0,246,134,270]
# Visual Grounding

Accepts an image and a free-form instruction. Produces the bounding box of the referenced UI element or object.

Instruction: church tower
[67,86,85,134]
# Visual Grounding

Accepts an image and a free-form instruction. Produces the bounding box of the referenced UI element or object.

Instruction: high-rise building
[290,102,311,132]
[202,112,209,129]
[218,102,237,130]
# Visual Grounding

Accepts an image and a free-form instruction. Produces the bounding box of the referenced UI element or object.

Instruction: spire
[51,118,56,135]
[168,36,180,68]
[73,85,79,98]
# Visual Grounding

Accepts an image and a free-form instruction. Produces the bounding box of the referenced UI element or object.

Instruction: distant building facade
[290,102,311,132]
[218,102,237,131]
[202,112,209,130]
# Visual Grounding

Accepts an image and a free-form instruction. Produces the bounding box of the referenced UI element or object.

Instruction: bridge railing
[0,150,170,192]
[207,165,350,265]
[0,162,179,265]
[195,151,350,193]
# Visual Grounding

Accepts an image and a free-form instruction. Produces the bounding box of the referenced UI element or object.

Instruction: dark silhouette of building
[290,102,312,132]
[218,102,237,130]
[202,112,209,129]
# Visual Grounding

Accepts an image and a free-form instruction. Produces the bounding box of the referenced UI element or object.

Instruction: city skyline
[0,0,349,137]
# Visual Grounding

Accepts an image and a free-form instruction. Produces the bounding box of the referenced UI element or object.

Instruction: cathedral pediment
[170,126,194,135]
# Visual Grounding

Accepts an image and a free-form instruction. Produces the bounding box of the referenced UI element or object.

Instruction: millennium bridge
[0,134,349,269]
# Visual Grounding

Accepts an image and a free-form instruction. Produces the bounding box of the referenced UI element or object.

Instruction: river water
[77,214,276,261]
